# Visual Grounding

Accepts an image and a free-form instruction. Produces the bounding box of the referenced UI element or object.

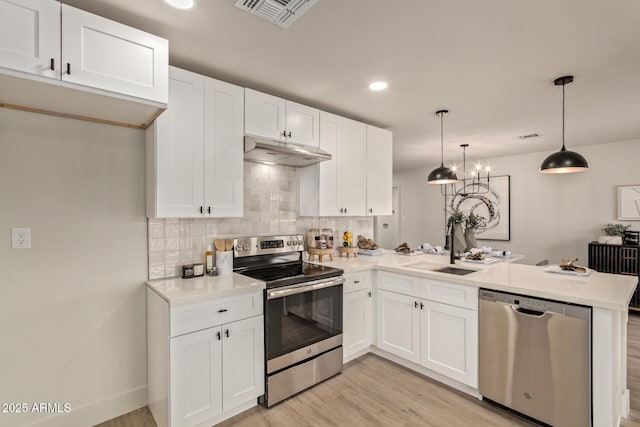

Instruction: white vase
[453,224,466,254]
[465,229,478,252]
[598,236,623,244]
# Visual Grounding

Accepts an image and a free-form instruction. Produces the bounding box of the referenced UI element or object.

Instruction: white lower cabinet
[376,274,478,388]
[343,272,373,361]
[376,290,421,364]
[147,289,264,427]
[420,300,478,388]
[170,316,264,426]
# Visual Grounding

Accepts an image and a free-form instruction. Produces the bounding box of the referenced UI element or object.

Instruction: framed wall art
[618,185,640,220]
[447,175,511,241]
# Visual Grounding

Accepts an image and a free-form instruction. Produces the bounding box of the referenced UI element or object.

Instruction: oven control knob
[286,241,291,246]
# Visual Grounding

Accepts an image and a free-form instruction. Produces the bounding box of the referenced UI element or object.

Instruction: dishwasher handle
[512,305,547,318]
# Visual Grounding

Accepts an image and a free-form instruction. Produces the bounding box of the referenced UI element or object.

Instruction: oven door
[265,276,343,373]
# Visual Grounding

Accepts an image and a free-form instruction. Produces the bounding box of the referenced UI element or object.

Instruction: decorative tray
[543,265,592,276]
[395,251,421,256]
[358,248,385,256]
[462,257,500,265]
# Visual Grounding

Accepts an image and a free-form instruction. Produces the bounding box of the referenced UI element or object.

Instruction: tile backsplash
[148,162,374,279]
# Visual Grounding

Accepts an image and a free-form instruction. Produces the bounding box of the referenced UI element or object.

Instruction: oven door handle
[267,276,345,300]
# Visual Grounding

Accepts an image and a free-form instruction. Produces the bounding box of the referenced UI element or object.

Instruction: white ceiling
[62,0,640,171]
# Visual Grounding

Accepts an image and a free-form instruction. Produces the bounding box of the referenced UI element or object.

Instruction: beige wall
[394,138,640,265]
[0,108,148,426]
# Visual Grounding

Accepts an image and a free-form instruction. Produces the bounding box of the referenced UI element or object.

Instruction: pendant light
[427,110,458,184]
[540,75,589,174]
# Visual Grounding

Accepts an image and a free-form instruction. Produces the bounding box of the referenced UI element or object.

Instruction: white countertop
[314,251,637,311]
[147,273,265,306]
[147,250,637,311]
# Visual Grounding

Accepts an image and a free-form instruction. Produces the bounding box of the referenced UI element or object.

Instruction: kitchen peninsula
[315,251,637,427]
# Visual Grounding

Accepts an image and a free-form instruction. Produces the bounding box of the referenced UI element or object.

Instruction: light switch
[11,227,31,249]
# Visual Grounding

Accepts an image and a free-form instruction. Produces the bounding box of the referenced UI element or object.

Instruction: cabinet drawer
[170,291,263,337]
[378,271,421,297]
[421,279,477,310]
[344,272,370,293]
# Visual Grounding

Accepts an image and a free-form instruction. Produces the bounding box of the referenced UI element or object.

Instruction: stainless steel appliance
[234,235,344,407]
[244,135,331,167]
[479,289,591,426]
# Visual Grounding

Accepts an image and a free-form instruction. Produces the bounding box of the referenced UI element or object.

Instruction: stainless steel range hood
[244,134,331,167]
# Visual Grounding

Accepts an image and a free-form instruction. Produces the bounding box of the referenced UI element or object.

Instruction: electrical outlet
[11,227,31,249]
[206,223,217,238]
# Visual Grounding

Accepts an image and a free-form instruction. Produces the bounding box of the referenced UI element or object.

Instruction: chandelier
[440,143,491,197]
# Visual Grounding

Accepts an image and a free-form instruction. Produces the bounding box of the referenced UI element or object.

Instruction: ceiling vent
[235,0,318,28]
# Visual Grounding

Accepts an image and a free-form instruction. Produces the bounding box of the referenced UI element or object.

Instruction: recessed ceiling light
[369,81,388,91]
[165,0,195,10]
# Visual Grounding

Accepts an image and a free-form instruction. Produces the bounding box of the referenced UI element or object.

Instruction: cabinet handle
[207,206,211,214]
[414,301,418,308]
[225,329,229,338]
[345,208,348,214]
[287,131,292,138]
[339,208,344,213]
[369,208,373,213]
[282,131,287,138]
[368,291,372,298]
[218,309,227,313]
[66,63,71,75]
[50,58,55,71]
[420,302,424,310]
[354,280,360,284]
[216,331,221,340]
[199,206,204,214]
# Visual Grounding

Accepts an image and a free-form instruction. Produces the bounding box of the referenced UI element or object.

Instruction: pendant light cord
[440,113,445,167]
[561,82,566,152]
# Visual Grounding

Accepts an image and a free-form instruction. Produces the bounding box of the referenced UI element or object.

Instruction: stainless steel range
[233,235,344,407]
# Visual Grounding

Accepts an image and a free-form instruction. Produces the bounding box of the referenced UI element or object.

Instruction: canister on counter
[322,228,334,248]
[307,229,319,249]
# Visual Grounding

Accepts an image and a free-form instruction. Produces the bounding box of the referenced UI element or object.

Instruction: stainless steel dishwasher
[479,289,591,427]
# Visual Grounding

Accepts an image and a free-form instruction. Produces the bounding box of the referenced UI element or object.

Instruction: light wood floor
[99,312,640,427]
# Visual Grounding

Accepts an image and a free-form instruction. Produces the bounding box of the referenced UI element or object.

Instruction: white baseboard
[24,385,148,427]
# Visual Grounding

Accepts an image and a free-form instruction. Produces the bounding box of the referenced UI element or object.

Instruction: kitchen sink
[431,266,477,276]
[403,261,441,270]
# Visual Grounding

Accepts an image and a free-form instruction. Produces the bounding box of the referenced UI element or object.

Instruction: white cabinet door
[285,100,319,146]
[420,300,478,388]
[0,0,60,79]
[61,4,168,103]
[152,67,205,218]
[376,290,420,364]
[170,327,223,427]
[366,125,393,216]
[204,78,244,217]
[340,118,367,216]
[221,315,264,412]
[244,88,285,140]
[318,111,341,216]
[344,288,373,360]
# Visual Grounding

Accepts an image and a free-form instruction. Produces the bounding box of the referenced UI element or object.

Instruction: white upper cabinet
[204,78,244,217]
[147,67,244,218]
[366,125,393,216]
[149,67,205,218]
[244,89,285,140]
[340,118,367,215]
[0,0,168,129]
[245,88,319,146]
[300,113,390,217]
[0,0,60,79]
[61,4,168,104]
[285,100,320,146]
